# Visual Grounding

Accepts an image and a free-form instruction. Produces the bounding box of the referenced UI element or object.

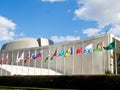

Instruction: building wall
[0,34,112,75]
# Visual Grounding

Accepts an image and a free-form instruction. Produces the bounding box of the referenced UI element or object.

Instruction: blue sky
[0,0,120,48]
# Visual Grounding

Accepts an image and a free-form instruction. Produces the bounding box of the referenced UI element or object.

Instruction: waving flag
[76,47,83,54]
[70,47,73,55]
[3,54,8,64]
[44,54,50,62]
[58,49,65,57]
[0,54,4,65]
[16,52,24,63]
[65,48,71,57]
[9,56,13,65]
[35,50,43,59]
[24,52,30,63]
[84,44,93,54]
[104,40,116,50]
[0,60,2,65]
[94,42,104,52]
[30,52,36,59]
[50,49,57,60]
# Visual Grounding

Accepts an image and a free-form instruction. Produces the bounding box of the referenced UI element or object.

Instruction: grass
[0,86,75,90]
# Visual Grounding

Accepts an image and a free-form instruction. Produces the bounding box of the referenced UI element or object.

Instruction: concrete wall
[0,34,112,75]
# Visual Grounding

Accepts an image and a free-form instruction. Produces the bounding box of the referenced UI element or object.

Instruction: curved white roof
[1,37,54,51]
[1,38,39,50]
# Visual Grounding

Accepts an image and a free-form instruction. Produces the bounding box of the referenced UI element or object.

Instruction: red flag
[76,47,83,54]
[35,51,43,59]
[0,60,2,65]
[50,49,57,60]
[3,55,8,64]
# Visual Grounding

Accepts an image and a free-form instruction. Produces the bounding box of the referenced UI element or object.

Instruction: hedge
[0,75,120,89]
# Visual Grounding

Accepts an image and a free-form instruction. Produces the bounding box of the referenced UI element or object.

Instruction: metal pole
[16,51,19,75]
[72,44,75,75]
[41,49,43,75]
[81,42,84,75]
[55,47,57,75]
[115,39,117,74]
[5,52,8,76]
[91,41,94,74]
[22,50,24,75]
[11,51,13,75]
[34,49,36,75]
[63,47,65,75]
[48,48,50,75]
[1,52,4,76]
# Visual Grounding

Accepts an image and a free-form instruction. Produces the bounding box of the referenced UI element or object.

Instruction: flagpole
[63,47,65,75]
[55,55,57,75]
[115,39,117,74]
[28,49,30,75]
[48,48,50,75]
[92,41,94,74]
[41,49,43,75]
[34,49,36,75]
[11,51,13,75]
[81,42,84,75]
[16,50,20,74]
[7,52,9,76]
[59,49,62,75]
[1,52,3,76]
[3,52,5,75]
[102,41,105,74]
[22,50,24,75]
[55,48,57,75]
[72,44,75,75]
[6,52,8,76]
[0,51,1,76]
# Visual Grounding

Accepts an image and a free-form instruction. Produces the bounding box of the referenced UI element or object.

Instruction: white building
[0,33,120,75]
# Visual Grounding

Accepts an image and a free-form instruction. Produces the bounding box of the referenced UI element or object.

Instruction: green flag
[103,40,116,50]
[44,54,50,62]
[9,57,12,64]
[93,42,104,52]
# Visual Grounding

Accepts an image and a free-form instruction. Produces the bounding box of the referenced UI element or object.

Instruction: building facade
[0,34,119,75]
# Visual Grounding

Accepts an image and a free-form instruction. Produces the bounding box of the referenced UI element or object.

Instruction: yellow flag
[65,48,71,57]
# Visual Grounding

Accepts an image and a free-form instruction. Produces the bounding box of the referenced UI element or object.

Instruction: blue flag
[58,49,65,56]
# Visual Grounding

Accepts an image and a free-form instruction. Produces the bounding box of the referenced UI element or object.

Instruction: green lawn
[0,86,75,90]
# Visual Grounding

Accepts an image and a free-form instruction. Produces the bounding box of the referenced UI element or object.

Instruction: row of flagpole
[0,39,115,75]
[0,48,95,76]
[0,45,76,75]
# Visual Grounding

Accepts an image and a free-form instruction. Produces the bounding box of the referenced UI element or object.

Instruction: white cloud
[75,0,120,28]
[51,35,80,43]
[74,0,120,37]
[109,25,120,37]
[41,0,65,3]
[0,16,16,41]
[83,28,101,37]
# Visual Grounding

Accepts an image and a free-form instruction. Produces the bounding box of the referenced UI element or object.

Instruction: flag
[103,40,116,50]
[9,56,12,64]
[35,50,43,59]
[0,60,2,65]
[70,47,73,55]
[83,44,93,54]
[65,48,71,57]
[0,54,4,65]
[16,52,24,63]
[30,52,36,59]
[24,52,30,63]
[3,54,8,64]
[76,47,83,54]
[58,49,65,56]
[44,54,50,62]
[93,42,104,52]
[50,49,57,60]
